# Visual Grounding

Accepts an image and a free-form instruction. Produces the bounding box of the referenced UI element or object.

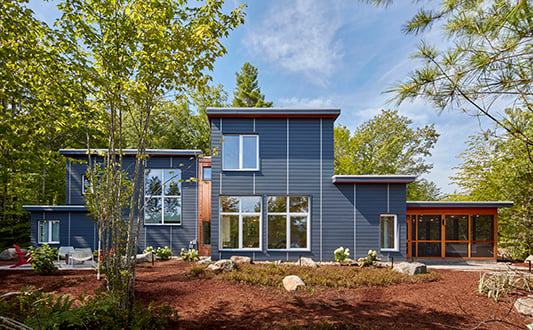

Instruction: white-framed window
[267,196,309,250]
[380,214,399,251]
[220,196,261,250]
[144,169,181,225]
[222,135,259,171]
[38,220,60,244]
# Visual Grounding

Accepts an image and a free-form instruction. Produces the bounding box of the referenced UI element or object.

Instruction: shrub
[156,246,173,260]
[478,271,532,302]
[334,246,350,263]
[0,286,177,329]
[357,250,380,267]
[180,248,199,262]
[28,244,58,275]
[187,265,208,278]
[143,246,155,254]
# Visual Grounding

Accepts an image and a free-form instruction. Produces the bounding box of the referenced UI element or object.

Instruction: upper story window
[222,135,259,171]
[267,196,309,250]
[380,214,399,252]
[144,169,181,225]
[203,166,211,181]
[38,220,60,244]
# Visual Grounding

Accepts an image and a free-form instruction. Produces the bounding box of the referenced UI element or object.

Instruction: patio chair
[57,246,75,262]
[69,248,93,265]
[10,244,32,268]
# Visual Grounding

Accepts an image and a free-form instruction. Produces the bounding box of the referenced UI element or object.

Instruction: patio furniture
[10,244,31,268]
[69,248,93,264]
[57,246,75,263]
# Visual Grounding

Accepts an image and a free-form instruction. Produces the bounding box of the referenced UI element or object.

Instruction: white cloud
[278,97,334,108]
[245,0,343,86]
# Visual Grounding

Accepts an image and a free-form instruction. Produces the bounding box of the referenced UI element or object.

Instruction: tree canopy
[232,62,273,107]
[334,110,441,200]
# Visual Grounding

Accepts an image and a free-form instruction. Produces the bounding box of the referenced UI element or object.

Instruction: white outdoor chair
[69,248,93,264]
[57,246,75,262]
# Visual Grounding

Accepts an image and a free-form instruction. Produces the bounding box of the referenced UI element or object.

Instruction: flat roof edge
[406,201,514,208]
[206,107,341,119]
[22,205,88,212]
[59,149,202,156]
[333,175,417,184]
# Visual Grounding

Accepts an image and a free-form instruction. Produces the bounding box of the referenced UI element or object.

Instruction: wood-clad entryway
[198,158,211,256]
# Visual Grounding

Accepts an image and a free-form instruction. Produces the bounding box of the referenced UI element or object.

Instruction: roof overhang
[406,201,514,208]
[23,205,88,212]
[59,149,202,156]
[206,107,341,119]
[332,175,417,184]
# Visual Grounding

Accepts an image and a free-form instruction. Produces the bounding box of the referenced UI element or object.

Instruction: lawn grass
[205,263,440,289]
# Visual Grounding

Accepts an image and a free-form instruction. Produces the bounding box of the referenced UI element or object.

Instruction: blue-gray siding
[31,155,198,253]
[210,116,408,261]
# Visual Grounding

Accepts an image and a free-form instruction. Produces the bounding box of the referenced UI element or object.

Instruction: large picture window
[222,135,259,170]
[38,220,60,244]
[144,169,181,224]
[220,196,261,249]
[380,214,398,251]
[267,196,309,250]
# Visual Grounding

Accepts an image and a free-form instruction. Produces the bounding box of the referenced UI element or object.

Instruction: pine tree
[232,62,273,107]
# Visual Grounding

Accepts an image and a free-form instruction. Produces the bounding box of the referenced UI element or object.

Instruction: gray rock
[0,248,19,261]
[207,259,237,272]
[275,260,282,265]
[283,275,305,291]
[230,255,252,264]
[393,262,427,275]
[298,257,318,268]
[135,252,154,263]
[525,255,533,262]
[514,297,533,316]
[198,257,212,264]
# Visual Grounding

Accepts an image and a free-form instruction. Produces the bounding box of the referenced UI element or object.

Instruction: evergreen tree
[232,62,273,107]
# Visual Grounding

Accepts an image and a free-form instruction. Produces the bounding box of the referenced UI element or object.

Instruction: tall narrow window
[267,196,309,250]
[380,214,398,251]
[220,196,261,249]
[222,135,259,170]
[144,169,181,224]
[38,220,60,244]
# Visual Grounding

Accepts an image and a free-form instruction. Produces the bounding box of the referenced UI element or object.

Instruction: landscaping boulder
[283,275,305,291]
[135,252,154,264]
[230,255,252,264]
[514,297,533,316]
[525,255,533,263]
[207,259,237,272]
[0,248,18,261]
[198,257,212,264]
[392,262,427,275]
[298,257,318,268]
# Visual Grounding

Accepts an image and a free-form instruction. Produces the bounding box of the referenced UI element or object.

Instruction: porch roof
[59,149,202,156]
[406,201,514,208]
[22,205,88,212]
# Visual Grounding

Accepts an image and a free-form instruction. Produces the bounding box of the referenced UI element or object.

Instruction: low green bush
[357,249,380,267]
[143,246,155,254]
[187,264,208,278]
[334,246,350,263]
[180,248,199,261]
[0,286,177,330]
[156,246,173,260]
[28,244,58,275]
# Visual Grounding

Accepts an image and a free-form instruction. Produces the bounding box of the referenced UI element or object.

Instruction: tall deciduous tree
[232,62,273,107]
[334,110,441,200]
[57,0,244,314]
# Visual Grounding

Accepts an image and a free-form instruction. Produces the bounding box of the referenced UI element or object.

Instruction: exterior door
[198,158,211,256]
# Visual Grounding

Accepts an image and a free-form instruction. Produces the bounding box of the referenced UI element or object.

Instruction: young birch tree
[57,0,244,313]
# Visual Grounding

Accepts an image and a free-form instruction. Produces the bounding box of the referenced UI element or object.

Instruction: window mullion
[286,197,290,249]
[239,135,243,170]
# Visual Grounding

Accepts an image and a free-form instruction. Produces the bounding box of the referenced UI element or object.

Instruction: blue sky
[28,0,492,194]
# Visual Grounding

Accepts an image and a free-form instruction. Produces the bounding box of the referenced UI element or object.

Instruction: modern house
[23,107,512,261]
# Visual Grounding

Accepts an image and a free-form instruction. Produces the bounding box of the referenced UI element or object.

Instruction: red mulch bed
[1,260,532,329]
